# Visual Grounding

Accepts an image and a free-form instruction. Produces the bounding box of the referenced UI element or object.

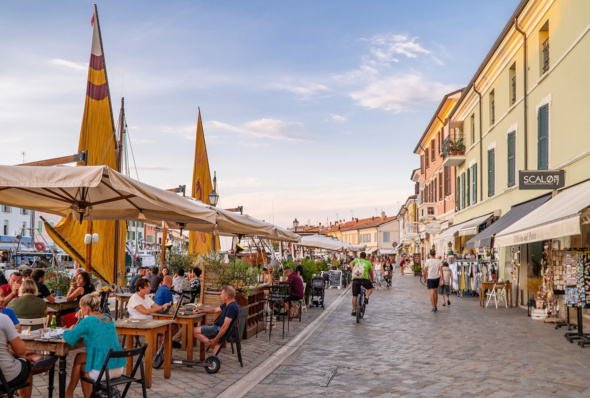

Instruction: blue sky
[0,0,521,228]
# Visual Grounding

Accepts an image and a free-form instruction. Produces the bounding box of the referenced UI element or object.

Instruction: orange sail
[189,109,220,254]
[46,6,126,283]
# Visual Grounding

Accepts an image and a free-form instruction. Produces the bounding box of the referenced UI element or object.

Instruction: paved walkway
[244,274,590,398]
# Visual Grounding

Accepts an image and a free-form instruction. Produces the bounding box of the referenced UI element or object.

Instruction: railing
[442,132,465,158]
[542,37,550,74]
[405,222,419,236]
[511,76,516,105]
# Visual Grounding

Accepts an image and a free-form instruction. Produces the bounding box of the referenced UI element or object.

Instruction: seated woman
[63,271,95,327]
[8,280,47,330]
[128,278,171,319]
[62,292,127,398]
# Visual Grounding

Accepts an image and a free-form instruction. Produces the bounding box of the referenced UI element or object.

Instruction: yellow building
[447,0,590,305]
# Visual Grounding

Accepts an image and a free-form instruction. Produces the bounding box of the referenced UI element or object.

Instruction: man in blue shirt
[127,267,146,294]
[154,276,173,314]
[193,285,239,354]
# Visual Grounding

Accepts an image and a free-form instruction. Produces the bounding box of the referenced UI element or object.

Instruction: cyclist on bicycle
[349,252,374,316]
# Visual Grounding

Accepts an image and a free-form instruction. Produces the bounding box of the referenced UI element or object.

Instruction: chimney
[355,218,358,222]
[372,216,375,220]
[381,211,386,220]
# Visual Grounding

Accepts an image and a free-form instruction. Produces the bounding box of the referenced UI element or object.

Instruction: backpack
[352,259,365,279]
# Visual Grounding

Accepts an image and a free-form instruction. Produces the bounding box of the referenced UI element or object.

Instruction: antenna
[20,151,26,163]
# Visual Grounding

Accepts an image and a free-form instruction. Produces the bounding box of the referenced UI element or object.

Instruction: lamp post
[293,218,299,233]
[209,172,219,252]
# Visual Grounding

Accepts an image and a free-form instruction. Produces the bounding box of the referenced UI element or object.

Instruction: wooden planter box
[413,270,422,277]
[236,285,267,340]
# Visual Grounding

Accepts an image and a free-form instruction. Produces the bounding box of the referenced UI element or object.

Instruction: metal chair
[209,306,248,367]
[81,344,148,398]
[0,365,30,398]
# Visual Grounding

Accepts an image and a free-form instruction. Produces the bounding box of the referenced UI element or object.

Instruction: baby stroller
[311,276,325,309]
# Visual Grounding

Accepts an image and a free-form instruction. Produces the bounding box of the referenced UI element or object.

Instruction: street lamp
[293,218,299,232]
[209,172,219,252]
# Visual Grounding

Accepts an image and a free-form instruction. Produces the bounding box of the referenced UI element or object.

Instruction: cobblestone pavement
[244,274,590,398]
[29,286,346,397]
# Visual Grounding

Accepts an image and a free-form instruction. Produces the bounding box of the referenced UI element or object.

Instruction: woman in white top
[373,257,383,290]
[128,278,170,320]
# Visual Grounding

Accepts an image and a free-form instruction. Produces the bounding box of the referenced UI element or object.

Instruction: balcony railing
[542,37,550,74]
[403,222,419,240]
[442,132,466,167]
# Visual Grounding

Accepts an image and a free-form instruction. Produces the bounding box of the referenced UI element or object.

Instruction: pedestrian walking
[374,257,383,290]
[399,256,406,275]
[423,249,443,313]
[439,261,452,306]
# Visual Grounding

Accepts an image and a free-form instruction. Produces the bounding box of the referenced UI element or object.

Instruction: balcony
[442,132,466,167]
[402,222,419,241]
[418,202,437,222]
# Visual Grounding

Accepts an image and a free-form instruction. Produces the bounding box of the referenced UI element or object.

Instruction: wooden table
[153,311,206,361]
[21,333,84,398]
[115,319,173,388]
[45,297,78,312]
[479,282,513,307]
[114,293,133,320]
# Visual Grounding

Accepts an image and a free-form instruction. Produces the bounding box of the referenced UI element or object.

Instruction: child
[439,261,453,306]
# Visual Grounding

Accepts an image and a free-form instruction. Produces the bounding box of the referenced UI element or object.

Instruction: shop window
[508,131,516,186]
[509,63,516,105]
[489,90,495,125]
[472,163,477,204]
[538,104,549,170]
[539,21,549,75]
[488,149,495,197]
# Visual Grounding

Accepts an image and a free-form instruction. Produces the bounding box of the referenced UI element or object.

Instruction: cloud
[364,34,431,64]
[350,73,456,112]
[49,59,88,71]
[275,83,329,98]
[329,114,346,122]
[206,119,309,141]
[0,138,21,143]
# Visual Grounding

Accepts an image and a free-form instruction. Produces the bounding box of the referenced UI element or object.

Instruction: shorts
[427,278,440,289]
[438,284,451,295]
[283,295,303,302]
[88,366,125,381]
[352,279,373,296]
[8,358,31,388]
[199,324,221,339]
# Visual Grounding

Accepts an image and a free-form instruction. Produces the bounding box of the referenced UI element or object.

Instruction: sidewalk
[30,285,348,397]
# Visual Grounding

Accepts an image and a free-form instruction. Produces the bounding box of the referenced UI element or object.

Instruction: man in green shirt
[349,252,374,316]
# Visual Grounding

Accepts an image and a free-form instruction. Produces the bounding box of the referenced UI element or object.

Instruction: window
[439,172,443,201]
[433,178,437,203]
[538,104,549,170]
[508,131,516,186]
[431,139,435,162]
[471,114,475,145]
[472,163,477,205]
[437,131,442,154]
[383,232,390,242]
[132,231,135,240]
[488,149,495,197]
[509,63,516,105]
[3,221,8,235]
[415,182,420,195]
[466,168,471,206]
[2,206,10,213]
[540,20,549,75]
[38,221,43,233]
[489,90,495,125]
[374,233,377,242]
[456,176,461,211]
[20,208,28,215]
[22,222,26,235]
[425,147,429,168]
[127,232,131,240]
[445,166,451,196]
[420,155,424,174]
[461,173,466,209]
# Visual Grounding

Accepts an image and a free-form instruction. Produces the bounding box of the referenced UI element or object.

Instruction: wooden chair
[81,344,148,398]
[18,317,48,330]
[0,365,30,398]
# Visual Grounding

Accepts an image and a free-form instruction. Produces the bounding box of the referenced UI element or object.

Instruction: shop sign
[412,253,421,265]
[519,170,565,190]
[425,223,441,234]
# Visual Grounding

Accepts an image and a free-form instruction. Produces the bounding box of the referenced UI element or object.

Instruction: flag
[47,5,126,284]
[189,108,220,255]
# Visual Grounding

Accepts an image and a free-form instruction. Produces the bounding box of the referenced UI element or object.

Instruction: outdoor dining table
[20,332,84,398]
[114,293,133,320]
[45,296,78,312]
[115,319,173,388]
[479,281,513,307]
[152,310,206,361]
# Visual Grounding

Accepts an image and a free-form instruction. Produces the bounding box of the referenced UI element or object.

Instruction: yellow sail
[189,109,220,254]
[46,6,126,284]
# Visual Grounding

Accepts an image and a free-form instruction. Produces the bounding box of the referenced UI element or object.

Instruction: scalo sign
[519,170,565,190]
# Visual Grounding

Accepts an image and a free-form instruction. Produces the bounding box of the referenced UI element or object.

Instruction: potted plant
[411,263,422,277]
[203,254,261,298]
[44,267,73,296]
[526,277,545,310]
[449,139,465,155]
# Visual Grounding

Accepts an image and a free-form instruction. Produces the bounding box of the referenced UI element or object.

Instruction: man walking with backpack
[349,252,374,316]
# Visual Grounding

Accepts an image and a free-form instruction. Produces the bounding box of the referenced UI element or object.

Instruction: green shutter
[461,172,466,209]
[508,132,515,186]
[466,168,471,206]
[472,164,477,204]
[456,176,461,211]
[538,104,549,170]
[488,149,495,196]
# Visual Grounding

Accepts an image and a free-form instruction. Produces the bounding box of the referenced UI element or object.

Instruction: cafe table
[479,281,513,307]
[21,331,84,398]
[153,310,206,361]
[115,319,173,388]
[114,293,133,320]
[45,296,78,312]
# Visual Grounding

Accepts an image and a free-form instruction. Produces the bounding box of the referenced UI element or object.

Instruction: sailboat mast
[113,97,125,285]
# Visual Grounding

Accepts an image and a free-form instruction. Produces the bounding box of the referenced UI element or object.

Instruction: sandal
[33,355,58,369]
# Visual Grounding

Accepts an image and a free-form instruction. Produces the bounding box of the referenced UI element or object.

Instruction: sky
[0,0,521,229]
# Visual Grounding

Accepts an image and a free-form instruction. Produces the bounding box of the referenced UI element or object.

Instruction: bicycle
[356,286,367,323]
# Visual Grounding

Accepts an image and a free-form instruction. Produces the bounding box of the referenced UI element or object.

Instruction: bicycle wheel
[420,277,427,286]
[356,294,362,323]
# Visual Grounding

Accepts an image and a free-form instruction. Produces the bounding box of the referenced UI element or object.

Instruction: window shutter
[433,177,437,202]
[538,104,549,170]
[466,168,471,206]
[425,148,429,168]
[472,164,477,204]
[439,172,443,201]
[507,132,515,186]
[456,176,461,211]
[488,149,495,196]
[461,172,466,209]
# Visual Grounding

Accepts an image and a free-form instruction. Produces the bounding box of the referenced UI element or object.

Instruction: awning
[495,180,590,247]
[436,213,494,244]
[378,248,395,254]
[466,195,551,249]
[366,248,377,254]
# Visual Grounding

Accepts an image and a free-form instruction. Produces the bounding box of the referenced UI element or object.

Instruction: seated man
[32,269,55,304]
[193,286,239,353]
[280,267,304,320]
[1,272,22,306]
[154,276,174,314]
[127,267,146,294]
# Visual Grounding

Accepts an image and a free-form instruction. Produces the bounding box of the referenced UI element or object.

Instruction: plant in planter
[167,250,199,275]
[203,253,260,298]
[301,259,319,302]
[44,267,73,296]
[526,277,546,309]
[410,263,423,277]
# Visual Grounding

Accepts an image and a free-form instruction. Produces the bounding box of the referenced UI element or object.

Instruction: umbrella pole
[113,220,119,286]
[85,221,93,273]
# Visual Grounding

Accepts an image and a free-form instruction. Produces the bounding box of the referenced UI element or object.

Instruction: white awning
[458,213,495,236]
[436,213,494,243]
[378,248,395,254]
[366,248,377,254]
[495,180,590,247]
